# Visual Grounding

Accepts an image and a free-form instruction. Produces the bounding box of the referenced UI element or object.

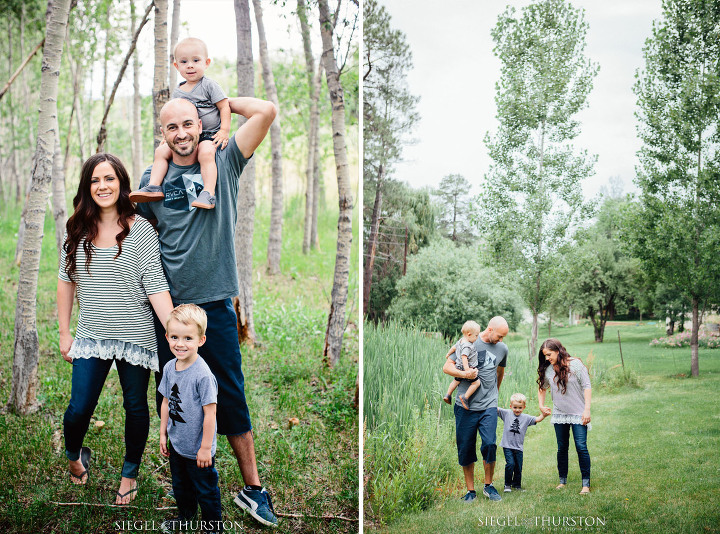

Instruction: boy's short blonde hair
[166,303,207,337]
[510,393,527,406]
[461,320,481,335]
[173,37,209,60]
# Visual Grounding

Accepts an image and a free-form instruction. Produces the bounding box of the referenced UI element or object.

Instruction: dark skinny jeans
[554,423,590,487]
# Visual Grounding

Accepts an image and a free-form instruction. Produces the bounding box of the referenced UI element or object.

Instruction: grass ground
[364,321,720,533]
[0,198,359,534]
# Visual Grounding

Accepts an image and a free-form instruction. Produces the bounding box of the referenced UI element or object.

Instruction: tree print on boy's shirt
[163,172,204,211]
[168,383,186,426]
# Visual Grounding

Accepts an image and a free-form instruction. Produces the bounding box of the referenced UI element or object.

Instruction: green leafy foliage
[479,0,599,356]
[387,241,524,337]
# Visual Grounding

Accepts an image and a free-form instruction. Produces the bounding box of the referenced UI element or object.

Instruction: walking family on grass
[57,37,280,531]
[442,317,593,501]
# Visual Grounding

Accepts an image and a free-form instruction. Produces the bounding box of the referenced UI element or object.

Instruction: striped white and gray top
[58,216,169,355]
[543,358,592,430]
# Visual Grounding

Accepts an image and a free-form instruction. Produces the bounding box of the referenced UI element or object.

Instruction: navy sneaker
[234,487,278,527]
[461,490,477,502]
[483,484,502,501]
[504,485,512,492]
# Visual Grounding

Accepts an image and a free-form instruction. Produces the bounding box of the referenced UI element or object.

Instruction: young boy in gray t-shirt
[498,393,546,492]
[159,304,221,532]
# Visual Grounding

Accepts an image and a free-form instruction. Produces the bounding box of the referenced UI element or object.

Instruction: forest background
[0,0,360,532]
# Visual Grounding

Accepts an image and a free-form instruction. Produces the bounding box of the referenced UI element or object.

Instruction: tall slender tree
[480,0,598,358]
[10,0,72,414]
[168,0,180,90]
[362,0,418,315]
[131,0,143,185]
[318,0,355,366]
[298,0,321,253]
[152,0,169,148]
[253,0,284,275]
[632,0,720,377]
[233,0,257,345]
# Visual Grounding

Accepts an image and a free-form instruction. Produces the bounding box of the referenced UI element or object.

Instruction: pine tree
[510,418,521,435]
[168,384,186,426]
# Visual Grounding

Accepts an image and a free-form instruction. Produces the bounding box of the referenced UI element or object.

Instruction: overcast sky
[379,0,664,199]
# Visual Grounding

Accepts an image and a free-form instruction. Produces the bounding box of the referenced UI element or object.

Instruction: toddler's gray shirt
[159,356,218,459]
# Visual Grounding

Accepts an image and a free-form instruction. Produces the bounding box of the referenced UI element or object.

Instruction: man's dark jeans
[503,447,523,488]
[554,423,591,487]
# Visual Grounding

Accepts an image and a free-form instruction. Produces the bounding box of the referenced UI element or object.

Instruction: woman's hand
[582,408,591,425]
[540,405,552,416]
[60,332,74,363]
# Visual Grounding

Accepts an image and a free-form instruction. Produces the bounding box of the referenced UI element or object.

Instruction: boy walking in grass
[131,37,230,210]
[497,393,546,492]
[159,304,222,533]
[443,320,482,409]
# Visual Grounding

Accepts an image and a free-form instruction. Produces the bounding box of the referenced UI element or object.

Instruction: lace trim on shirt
[551,413,592,431]
[69,338,159,372]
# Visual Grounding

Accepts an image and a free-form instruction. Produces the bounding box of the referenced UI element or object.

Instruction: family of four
[58,37,278,531]
[443,317,592,501]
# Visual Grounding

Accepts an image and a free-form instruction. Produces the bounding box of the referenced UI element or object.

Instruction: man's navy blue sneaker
[234,487,278,527]
[461,490,477,502]
[483,484,502,501]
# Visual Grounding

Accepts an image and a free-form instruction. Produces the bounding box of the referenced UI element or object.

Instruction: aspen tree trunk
[153,0,170,148]
[169,0,180,90]
[233,0,256,346]
[20,7,38,182]
[102,1,113,111]
[51,117,67,257]
[319,0,353,366]
[69,51,86,164]
[363,165,383,315]
[310,62,323,249]
[298,0,316,253]
[131,0,143,185]
[6,25,20,202]
[10,0,72,414]
[253,0,283,275]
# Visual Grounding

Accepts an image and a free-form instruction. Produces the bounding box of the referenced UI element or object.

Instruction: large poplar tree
[479,0,598,358]
[632,0,720,377]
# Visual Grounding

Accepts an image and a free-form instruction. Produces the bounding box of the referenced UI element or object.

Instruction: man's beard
[168,135,198,156]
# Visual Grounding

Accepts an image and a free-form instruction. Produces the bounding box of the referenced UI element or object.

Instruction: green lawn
[365,322,720,533]
[0,199,359,534]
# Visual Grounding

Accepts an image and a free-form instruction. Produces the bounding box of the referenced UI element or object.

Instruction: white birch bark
[233,0,256,345]
[310,62,323,249]
[51,116,67,258]
[298,0,315,253]
[253,0,284,275]
[10,0,72,414]
[131,0,143,185]
[152,0,170,148]
[318,0,353,366]
[169,0,181,90]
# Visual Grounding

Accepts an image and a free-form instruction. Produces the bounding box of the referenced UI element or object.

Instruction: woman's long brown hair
[63,153,135,279]
[536,338,573,394]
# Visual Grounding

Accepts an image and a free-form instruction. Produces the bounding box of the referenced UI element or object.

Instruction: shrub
[387,241,524,337]
[650,331,720,349]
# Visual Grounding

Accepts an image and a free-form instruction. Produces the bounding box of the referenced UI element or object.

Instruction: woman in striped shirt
[58,153,174,504]
[537,338,592,495]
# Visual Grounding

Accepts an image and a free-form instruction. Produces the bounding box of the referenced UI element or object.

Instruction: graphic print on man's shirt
[163,172,204,211]
[477,349,498,369]
[168,383,186,425]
